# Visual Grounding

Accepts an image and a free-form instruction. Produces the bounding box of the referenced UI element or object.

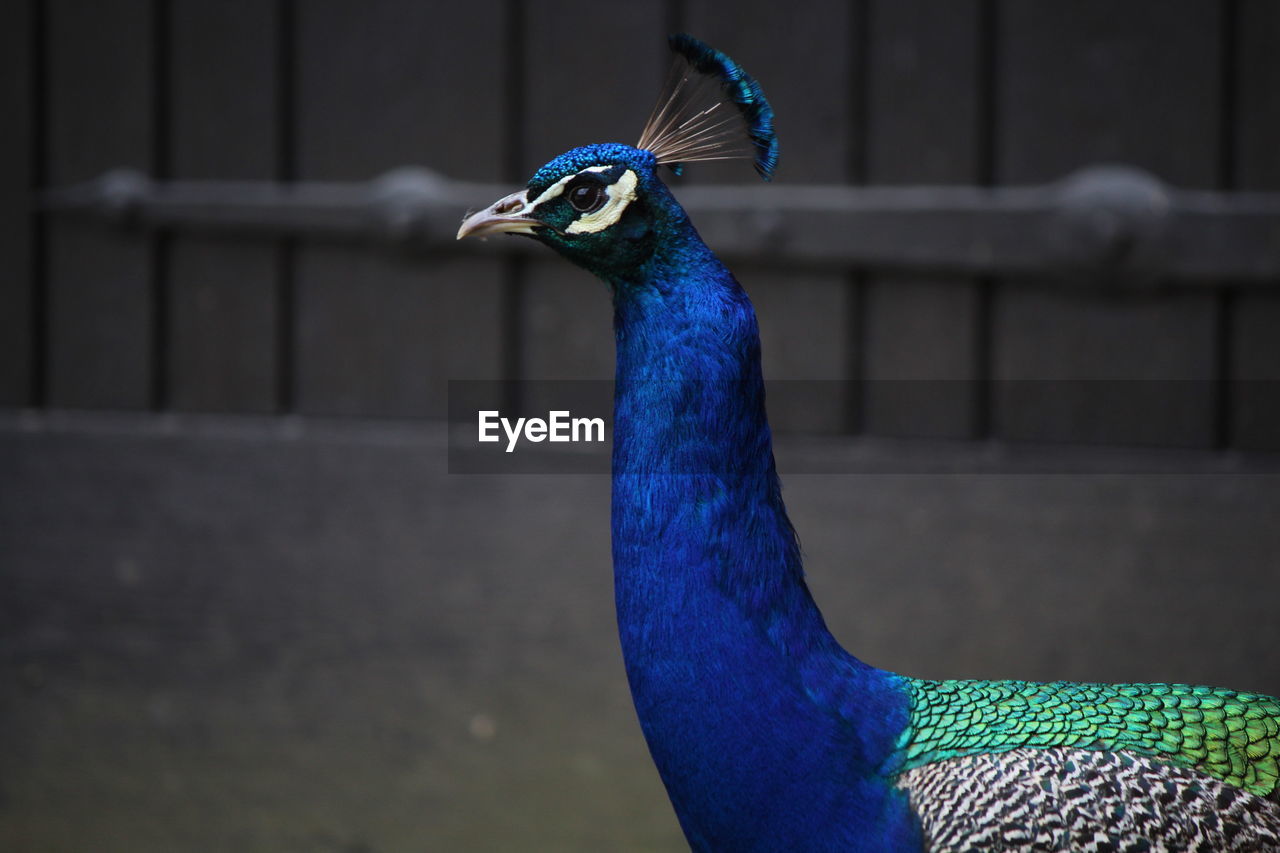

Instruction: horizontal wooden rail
[41,165,1280,286]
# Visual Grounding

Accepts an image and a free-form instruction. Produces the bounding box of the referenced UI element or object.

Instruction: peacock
[457,34,1280,852]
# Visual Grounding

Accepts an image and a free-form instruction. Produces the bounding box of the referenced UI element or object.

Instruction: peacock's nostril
[494,195,525,214]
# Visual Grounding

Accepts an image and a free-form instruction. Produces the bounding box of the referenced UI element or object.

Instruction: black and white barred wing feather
[900,747,1280,852]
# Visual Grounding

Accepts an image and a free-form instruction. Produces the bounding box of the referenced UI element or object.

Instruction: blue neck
[608,219,921,852]
[610,233,827,661]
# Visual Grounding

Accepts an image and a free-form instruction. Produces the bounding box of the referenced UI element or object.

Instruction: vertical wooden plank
[992,0,1220,447]
[684,0,858,434]
[0,0,32,405]
[294,1,505,418]
[167,1,278,413]
[862,0,982,439]
[521,1,666,390]
[518,2,667,179]
[1230,0,1280,451]
[46,0,154,409]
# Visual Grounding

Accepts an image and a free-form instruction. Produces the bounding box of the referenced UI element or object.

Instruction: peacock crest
[636,34,779,181]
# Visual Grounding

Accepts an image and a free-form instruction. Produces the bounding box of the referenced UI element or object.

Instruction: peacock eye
[567,179,607,214]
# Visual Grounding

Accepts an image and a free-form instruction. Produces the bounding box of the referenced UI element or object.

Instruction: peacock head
[456,143,671,280]
[456,34,777,283]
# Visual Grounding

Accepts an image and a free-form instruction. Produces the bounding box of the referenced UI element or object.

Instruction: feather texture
[900,747,1280,851]
[897,679,1280,799]
[636,34,779,180]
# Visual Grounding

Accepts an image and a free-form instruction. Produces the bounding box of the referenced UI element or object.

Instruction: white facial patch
[512,166,617,219]
[566,169,639,235]
[525,173,575,209]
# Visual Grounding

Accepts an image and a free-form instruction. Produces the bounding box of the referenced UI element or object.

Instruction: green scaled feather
[893,679,1280,798]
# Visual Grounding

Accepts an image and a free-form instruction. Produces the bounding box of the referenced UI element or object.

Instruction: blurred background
[2,1,1279,850]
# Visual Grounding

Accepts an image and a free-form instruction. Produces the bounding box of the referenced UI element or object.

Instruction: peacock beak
[456,189,539,239]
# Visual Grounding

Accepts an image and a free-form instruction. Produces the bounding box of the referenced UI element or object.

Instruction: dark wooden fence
[4,0,1277,448]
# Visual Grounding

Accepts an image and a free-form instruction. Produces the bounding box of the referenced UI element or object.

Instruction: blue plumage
[464,136,925,848]
[607,207,920,849]
[457,36,1280,852]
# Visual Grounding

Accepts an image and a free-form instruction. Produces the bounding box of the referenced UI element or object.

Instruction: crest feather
[636,34,778,181]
